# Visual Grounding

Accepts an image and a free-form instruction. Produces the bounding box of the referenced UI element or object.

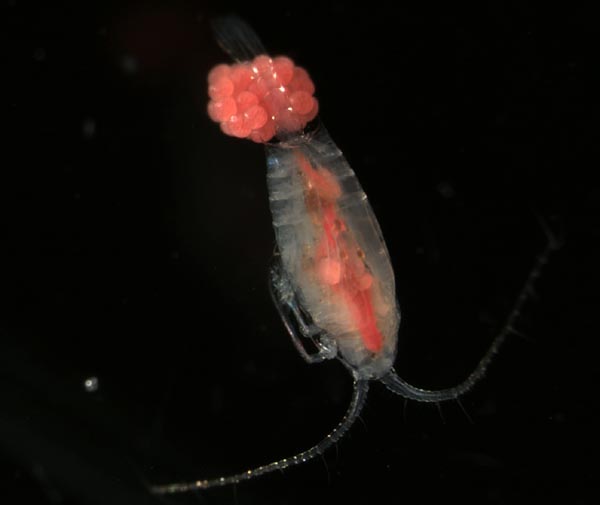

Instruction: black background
[2,2,597,504]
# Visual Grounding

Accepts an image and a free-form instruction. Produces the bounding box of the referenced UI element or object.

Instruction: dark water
[2,2,597,504]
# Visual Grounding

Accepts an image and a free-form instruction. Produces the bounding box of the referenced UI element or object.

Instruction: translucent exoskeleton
[150,16,560,494]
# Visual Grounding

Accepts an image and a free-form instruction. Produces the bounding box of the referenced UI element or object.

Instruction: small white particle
[83,376,99,392]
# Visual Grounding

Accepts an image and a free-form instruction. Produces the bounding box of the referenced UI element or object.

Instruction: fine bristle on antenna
[150,380,369,493]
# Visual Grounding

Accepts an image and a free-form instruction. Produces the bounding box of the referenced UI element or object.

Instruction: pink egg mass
[207,55,319,143]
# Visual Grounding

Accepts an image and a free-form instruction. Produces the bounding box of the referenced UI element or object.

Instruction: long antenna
[150,379,369,494]
[380,219,561,402]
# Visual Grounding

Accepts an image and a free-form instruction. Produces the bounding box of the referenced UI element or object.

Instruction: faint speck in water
[120,54,138,74]
[84,376,99,393]
[82,118,96,139]
[33,47,46,62]
[437,181,456,199]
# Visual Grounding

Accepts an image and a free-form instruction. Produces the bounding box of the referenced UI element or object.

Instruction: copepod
[150,16,558,494]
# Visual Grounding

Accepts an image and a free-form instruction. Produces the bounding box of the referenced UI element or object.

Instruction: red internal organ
[296,154,383,353]
[207,55,319,143]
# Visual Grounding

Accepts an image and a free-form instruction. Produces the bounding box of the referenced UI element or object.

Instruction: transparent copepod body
[147,16,560,496]
[266,126,400,380]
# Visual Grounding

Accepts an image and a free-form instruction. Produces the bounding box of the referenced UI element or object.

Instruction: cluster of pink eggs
[207,55,318,143]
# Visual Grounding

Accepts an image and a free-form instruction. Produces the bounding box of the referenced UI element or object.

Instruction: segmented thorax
[266,128,400,379]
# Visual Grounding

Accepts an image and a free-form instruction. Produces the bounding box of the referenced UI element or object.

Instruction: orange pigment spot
[318,258,342,285]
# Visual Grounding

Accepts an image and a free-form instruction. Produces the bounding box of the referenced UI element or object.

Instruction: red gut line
[296,151,383,353]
